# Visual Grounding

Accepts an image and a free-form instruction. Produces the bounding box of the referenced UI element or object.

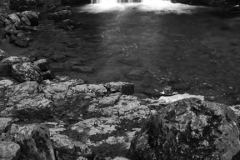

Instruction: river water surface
[2,1,240,105]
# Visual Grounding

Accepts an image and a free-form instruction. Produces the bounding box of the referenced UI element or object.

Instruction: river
[2,0,240,105]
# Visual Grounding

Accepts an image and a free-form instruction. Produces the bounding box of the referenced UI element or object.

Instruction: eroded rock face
[130,98,240,160]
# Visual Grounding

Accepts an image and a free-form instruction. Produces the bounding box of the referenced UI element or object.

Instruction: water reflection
[71,5,240,105]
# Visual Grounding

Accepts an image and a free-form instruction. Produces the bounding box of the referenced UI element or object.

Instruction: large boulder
[130,98,240,160]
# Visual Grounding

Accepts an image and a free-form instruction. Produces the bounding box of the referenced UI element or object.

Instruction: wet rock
[8,13,21,24]
[33,59,50,72]
[1,56,30,77]
[42,70,55,80]
[9,124,55,160]
[0,118,13,133]
[14,38,29,48]
[130,98,240,160]
[104,82,134,95]
[1,56,30,65]
[59,19,81,30]
[11,62,42,82]
[4,25,19,35]
[0,141,20,160]
[140,88,161,98]
[48,9,72,21]
[16,32,26,40]
[18,25,38,31]
[72,66,94,73]
[54,75,70,82]
[125,69,145,81]
[20,14,31,26]
[21,11,39,26]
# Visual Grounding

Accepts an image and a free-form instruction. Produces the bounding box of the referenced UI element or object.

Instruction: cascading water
[91,0,142,3]
[80,0,202,14]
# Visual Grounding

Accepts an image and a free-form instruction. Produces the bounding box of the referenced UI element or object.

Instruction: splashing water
[80,0,205,14]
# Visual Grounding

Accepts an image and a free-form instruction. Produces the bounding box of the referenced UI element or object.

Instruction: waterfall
[83,0,200,14]
[91,0,142,3]
[91,0,169,4]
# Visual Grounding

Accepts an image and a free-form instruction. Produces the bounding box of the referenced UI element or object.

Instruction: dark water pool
[2,2,240,105]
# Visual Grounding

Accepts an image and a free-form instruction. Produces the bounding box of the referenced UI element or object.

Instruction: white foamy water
[79,0,205,14]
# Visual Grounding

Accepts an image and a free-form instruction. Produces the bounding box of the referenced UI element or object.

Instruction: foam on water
[79,0,204,14]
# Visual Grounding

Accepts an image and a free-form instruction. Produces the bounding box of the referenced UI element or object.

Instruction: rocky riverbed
[1,0,240,160]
